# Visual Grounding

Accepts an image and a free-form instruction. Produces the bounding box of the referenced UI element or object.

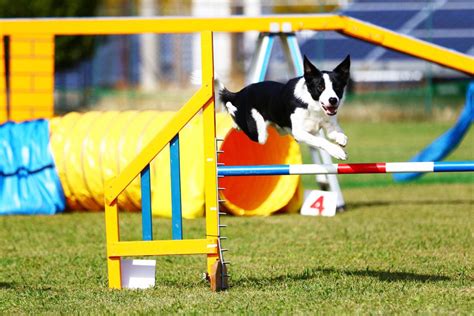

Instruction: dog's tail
[215,79,238,116]
[219,87,236,105]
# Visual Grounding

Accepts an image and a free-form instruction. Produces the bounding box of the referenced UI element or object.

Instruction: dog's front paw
[335,133,348,147]
[326,143,348,160]
[328,131,348,147]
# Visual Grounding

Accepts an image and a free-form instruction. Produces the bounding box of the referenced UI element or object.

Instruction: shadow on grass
[238,266,450,288]
[323,267,451,282]
[0,281,55,291]
[346,199,473,211]
[0,281,14,289]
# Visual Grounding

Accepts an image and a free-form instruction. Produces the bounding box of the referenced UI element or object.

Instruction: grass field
[1,120,473,314]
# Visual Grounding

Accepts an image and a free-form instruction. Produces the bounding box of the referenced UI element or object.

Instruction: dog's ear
[303,55,321,79]
[333,55,350,82]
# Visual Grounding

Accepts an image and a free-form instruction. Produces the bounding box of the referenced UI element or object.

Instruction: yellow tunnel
[49,111,303,218]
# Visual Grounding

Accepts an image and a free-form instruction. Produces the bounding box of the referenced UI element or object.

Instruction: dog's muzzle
[321,97,339,116]
[321,104,338,116]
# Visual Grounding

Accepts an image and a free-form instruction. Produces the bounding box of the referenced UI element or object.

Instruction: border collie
[219,55,350,160]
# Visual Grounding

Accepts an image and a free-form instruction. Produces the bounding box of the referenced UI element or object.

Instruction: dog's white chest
[290,107,325,134]
[302,109,324,133]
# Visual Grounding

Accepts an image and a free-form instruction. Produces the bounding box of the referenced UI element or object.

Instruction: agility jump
[1,15,473,292]
[218,161,474,177]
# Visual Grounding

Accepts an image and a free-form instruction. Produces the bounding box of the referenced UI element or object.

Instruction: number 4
[310,195,324,215]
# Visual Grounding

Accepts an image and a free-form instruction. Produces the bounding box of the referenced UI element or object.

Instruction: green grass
[1,120,473,314]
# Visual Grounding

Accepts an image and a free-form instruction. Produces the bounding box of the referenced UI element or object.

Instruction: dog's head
[303,55,350,116]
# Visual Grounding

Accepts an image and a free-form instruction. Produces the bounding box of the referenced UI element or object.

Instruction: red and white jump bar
[218,161,474,176]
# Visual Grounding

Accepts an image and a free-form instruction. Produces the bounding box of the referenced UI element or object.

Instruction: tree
[0,0,100,70]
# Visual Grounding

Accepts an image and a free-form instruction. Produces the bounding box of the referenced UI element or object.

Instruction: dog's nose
[329,97,338,106]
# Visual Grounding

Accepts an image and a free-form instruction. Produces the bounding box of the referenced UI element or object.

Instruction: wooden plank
[105,200,122,289]
[1,15,471,74]
[0,15,344,35]
[140,165,153,241]
[340,16,474,76]
[170,135,183,240]
[109,239,218,257]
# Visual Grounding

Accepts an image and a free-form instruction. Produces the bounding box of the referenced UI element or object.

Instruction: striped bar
[219,164,290,176]
[140,164,153,241]
[433,161,474,172]
[170,134,183,240]
[218,161,474,177]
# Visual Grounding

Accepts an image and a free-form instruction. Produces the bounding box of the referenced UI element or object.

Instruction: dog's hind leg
[222,101,241,130]
[241,119,259,143]
[250,109,268,144]
[239,109,267,144]
[224,102,238,117]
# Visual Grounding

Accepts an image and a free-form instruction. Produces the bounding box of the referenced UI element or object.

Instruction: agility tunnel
[0,119,65,215]
[0,111,303,217]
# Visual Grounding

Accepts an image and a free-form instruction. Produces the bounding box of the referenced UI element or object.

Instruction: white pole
[192,0,232,83]
[243,0,262,75]
[139,0,159,92]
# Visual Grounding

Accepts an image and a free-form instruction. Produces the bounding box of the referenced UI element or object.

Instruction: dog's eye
[317,84,324,91]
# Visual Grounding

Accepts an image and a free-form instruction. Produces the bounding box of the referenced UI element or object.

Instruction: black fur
[220,55,350,143]
[220,80,300,141]
[303,55,349,103]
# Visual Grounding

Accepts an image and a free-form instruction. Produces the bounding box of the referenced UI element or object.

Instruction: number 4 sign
[301,190,337,217]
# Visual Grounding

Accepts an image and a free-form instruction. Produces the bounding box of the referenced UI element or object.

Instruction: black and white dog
[219,55,350,160]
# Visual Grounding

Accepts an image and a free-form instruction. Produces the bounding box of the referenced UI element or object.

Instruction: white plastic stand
[121,259,156,289]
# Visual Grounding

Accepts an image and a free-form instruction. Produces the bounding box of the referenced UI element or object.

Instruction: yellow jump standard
[104,31,228,291]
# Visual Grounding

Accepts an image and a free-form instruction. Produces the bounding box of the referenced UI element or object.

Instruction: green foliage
[0,0,97,17]
[0,0,99,70]
[272,2,338,14]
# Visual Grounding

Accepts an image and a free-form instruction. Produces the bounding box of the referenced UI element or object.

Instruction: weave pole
[218,161,474,177]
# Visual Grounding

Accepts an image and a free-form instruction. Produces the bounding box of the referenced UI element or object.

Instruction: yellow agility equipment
[0,15,472,75]
[2,15,473,292]
[49,111,303,217]
[1,15,473,124]
[102,31,224,291]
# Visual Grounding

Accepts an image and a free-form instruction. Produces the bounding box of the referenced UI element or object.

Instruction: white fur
[225,102,237,117]
[293,78,319,111]
[290,105,347,160]
[290,76,347,159]
[319,73,339,107]
[251,108,268,144]
[322,117,347,147]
